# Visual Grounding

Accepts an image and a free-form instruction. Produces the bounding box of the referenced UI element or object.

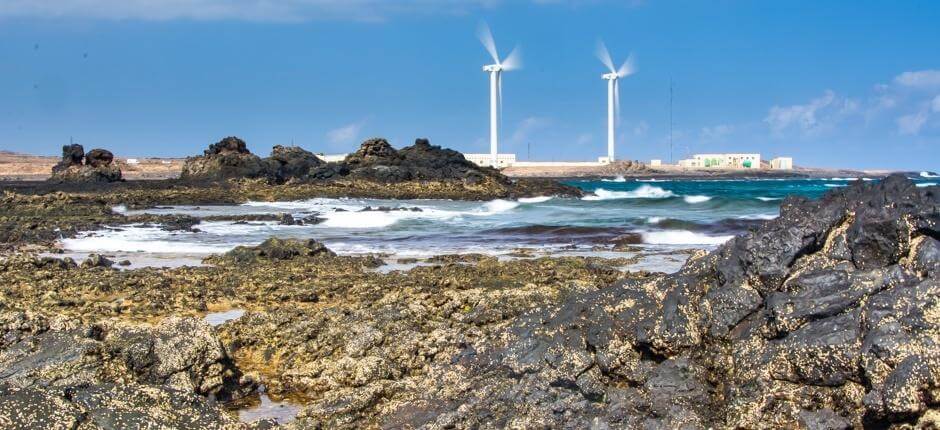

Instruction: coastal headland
[0,137,937,428]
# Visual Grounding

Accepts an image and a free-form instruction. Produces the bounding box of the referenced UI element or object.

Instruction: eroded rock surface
[366,174,940,429]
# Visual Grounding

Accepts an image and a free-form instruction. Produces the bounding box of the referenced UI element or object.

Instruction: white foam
[683,195,712,204]
[582,185,675,201]
[112,205,128,215]
[641,230,733,245]
[646,216,664,224]
[737,213,778,220]
[518,196,553,204]
[61,226,233,254]
[824,184,845,188]
[601,175,627,183]
[756,196,782,201]
[920,171,939,178]
[916,182,936,187]
[830,177,858,181]
[482,199,520,213]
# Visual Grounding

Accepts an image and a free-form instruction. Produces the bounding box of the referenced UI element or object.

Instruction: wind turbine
[478,23,521,167]
[596,41,636,163]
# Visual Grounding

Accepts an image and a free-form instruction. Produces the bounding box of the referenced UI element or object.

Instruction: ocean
[59,176,938,268]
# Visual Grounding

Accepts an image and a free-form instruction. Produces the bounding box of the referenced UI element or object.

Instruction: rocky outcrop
[0,312,253,428]
[311,138,503,185]
[48,144,122,183]
[264,145,322,182]
[219,237,335,264]
[375,175,940,429]
[180,136,269,181]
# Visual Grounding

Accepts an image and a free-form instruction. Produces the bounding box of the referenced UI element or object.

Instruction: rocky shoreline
[0,172,937,428]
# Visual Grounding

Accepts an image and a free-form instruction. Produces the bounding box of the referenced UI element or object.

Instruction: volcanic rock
[83,148,114,168]
[263,145,322,182]
[48,144,122,183]
[51,144,84,173]
[220,237,336,264]
[378,175,940,429]
[311,138,504,185]
[180,136,269,181]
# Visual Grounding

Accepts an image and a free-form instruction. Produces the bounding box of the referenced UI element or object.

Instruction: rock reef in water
[264,144,323,182]
[367,174,939,429]
[48,144,122,183]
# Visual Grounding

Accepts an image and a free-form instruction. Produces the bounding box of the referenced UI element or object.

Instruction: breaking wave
[582,185,676,201]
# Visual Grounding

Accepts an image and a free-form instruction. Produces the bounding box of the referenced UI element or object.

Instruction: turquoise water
[61,176,938,259]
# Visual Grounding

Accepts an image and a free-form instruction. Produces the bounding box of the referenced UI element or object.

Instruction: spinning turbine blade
[614,78,621,126]
[595,40,616,73]
[477,22,500,64]
[501,45,522,71]
[617,53,636,78]
[497,72,503,125]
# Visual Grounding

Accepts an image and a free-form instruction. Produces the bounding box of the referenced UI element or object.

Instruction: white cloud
[897,110,928,135]
[509,116,550,144]
[700,124,733,140]
[0,0,494,22]
[633,121,649,136]
[575,133,592,146]
[764,90,861,136]
[0,0,593,22]
[326,120,365,144]
[893,70,940,89]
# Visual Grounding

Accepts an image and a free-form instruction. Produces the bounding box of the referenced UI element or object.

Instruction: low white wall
[510,161,607,167]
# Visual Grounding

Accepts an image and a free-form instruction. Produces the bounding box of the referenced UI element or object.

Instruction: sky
[0,1,938,170]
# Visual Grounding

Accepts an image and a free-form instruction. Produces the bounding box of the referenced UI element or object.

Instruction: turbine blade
[477,22,500,64]
[497,71,503,126]
[614,79,621,126]
[595,40,616,73]
[501,45,522,71]
[617,53,636,78]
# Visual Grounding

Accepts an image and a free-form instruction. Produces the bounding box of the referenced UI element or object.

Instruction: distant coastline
[0,150,917,182]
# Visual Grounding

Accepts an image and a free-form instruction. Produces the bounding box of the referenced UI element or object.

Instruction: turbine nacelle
[483,64,502,72]
[601,72,619,80]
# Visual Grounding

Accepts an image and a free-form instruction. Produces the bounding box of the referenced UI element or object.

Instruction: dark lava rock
[180,136,269,181]
[48,144,122,184]
[51,144,85,173]
[379,175,940,429]
[83,148,114,168]
[221,237,335,264]
[80,253,114,268]
[314,138,503,184]
[263,145,322,182]
[0,312,253,428]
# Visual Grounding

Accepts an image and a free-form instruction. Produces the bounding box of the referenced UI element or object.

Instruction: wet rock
[379,175,940,429]
[81,253,114,268]
[220,237,335,264]
[181,136,270,181]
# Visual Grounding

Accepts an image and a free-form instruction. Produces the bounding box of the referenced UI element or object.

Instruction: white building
[463,153,517,168]
[125,158,139,165]
[315,153,349,163]
[649,159,662,167]
[770,157,793,170]
[678,153,761,169]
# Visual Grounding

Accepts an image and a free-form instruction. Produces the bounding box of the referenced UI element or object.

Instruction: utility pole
[527,141,531,160]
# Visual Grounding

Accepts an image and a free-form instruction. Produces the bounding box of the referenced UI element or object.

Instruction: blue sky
[0,1,938,170]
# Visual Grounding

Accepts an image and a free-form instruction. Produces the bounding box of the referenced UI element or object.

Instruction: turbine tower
[477,23,521,167]
[595,41,635,163]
